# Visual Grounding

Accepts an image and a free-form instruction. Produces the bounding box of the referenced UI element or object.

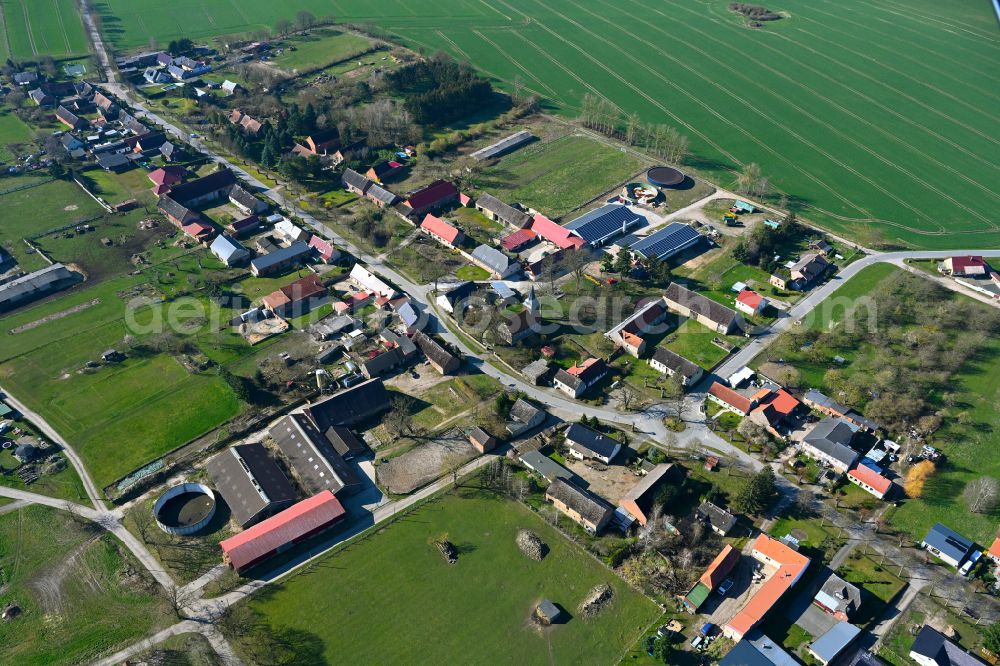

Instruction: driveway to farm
[0,386,106,511]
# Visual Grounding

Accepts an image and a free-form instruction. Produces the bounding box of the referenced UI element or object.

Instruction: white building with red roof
[941,256,989,277]
[419,213,464,248]
[847,465,893,500]
[735,289,767,316]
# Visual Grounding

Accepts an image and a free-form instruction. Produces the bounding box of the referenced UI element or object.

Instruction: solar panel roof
[629,222,702,260]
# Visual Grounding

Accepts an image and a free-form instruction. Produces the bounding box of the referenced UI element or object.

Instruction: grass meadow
[0,504,172,665]
[98,0,1000,249]
[475,133,647,219]
[270,27,372,73]
[238,490,660,664]
[0,0,89,60]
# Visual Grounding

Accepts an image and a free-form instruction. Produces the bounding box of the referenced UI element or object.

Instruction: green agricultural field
[0,0,90,60]
[271,28,372,72]
[0,504,173,666]
[100,0,1000,249]
[475,133,647,218]
[235,490,660,664]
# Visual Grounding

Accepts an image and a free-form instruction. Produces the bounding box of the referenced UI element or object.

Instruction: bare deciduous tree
[964,476,999,514]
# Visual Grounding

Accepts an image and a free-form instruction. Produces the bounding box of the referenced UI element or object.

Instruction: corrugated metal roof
[220,491,345,571]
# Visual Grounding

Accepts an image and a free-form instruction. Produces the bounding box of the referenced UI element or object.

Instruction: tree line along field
[0,0,90,60]
[97,0,1000,250]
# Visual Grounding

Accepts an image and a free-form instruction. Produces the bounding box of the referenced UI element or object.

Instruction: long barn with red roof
[219,491,347,573]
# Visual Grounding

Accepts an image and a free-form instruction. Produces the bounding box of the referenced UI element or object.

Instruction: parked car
[717,579,734,596]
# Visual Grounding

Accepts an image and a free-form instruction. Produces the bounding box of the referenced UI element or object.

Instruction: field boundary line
[0,1,12,60]
[517,0,888,223]
[620,0,1000,214]
[794,5,1000,112]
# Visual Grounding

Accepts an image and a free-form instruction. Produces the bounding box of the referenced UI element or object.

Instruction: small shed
[535,599,564,625]
[731,200,755,214]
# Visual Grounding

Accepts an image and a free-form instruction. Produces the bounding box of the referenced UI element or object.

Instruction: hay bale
[516,529,546,561]
[579,584,613,618]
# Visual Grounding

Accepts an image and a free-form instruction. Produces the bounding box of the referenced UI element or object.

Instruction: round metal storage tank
[153,483,217,536]
[646,166,686,189]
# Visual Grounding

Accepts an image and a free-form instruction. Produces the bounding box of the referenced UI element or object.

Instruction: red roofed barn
[219,491,346,573]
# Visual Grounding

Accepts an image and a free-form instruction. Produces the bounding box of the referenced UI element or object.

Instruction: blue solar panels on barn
[564,204,644,246]
[629,222,702,261]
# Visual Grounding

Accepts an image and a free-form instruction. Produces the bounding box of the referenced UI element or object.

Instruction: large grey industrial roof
[629,222,702,260]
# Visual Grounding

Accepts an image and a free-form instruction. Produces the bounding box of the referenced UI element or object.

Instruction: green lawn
[2,352,240,488]
[474,133,647,218]
[837,552,906,627]
[0,108,32,161]
[272,28,373,72]
[0,505,172,665]
[236,490,660,664]
[455,264,490,281]
[660,317,737,370]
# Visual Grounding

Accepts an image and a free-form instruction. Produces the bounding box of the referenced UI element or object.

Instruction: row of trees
[578,93,689,164]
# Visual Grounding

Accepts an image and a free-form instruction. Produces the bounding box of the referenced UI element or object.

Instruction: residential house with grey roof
[471,244,519,279]
[800,417,860,472]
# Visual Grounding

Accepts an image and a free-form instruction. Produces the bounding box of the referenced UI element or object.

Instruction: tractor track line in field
[661,0,1000,173]
[18,0,36,55]
[472,29,560,98]
[52,0,71,53]
[200,3,217,28]
[0,1,12,60]
[226,0,251,27]
[570,1,967,232]
[478,0,511,21]
[631,0,1000,207]
[393,28,548,102]
[781,25,1000,149]
[797,4,1000,111]
[506,29,622,113]
[808,0,1000,83]
[876,0,1000,43]
[497,0,750,177]
[824,0,1000,57]
[520,0,893,225]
